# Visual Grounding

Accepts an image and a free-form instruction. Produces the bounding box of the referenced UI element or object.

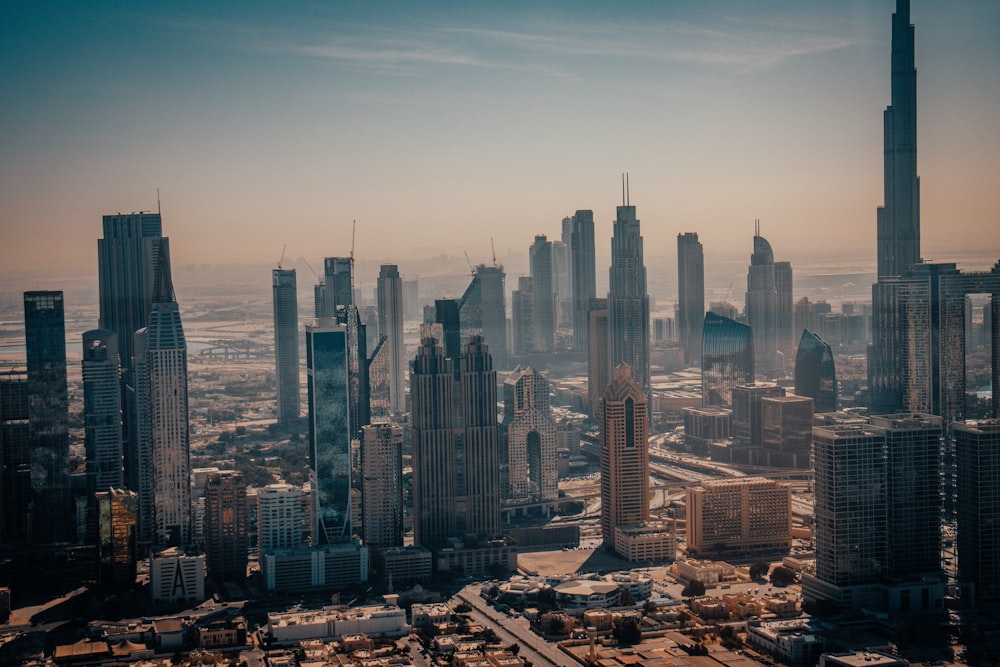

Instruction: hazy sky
[2,1,999,276]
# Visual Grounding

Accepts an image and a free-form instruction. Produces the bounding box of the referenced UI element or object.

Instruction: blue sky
[2,1,999,275]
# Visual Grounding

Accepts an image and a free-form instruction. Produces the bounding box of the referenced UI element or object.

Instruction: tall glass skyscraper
[677,233,704,367]
[83,329,125,494]
[955,419,1000,607]
[24,290,70,543]
[315,257,353,318]
[608,200,649,394]
[0,369,31,542]
[529,235,555,353]
[306,320,353,544]
[377,265,405,413]
[745,230,789,378]
[272,268,300,426]
[701,312,753,407]
[460,263,508,369]
[794,329,837,413]
[571,210,596,353]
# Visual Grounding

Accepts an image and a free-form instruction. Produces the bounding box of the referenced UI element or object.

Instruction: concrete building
[759,395,814,469]
[682,406,732,454]
[501,366,557,507]
[204,470,248,580]
[266,600,408,643]
[955,419,1000,607]
[95,488,138,591]
[607,195,650,395]
[257,483,306,554]
[361,422,403,550]
[732,383,785,448]
[262,542,368,592]
[686,478,792,556]
[150,547,205,603]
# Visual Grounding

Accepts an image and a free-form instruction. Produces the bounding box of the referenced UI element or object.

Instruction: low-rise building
[411,603,451,629]
[435,542,517,578]
[747,619,825,665]
[266,601,409,643]
[377,545,432,585]
[262,541,368,592]
[150,548,205,603]
[673,559,738,587]
[613,521,675,563]
[819,651,907,667]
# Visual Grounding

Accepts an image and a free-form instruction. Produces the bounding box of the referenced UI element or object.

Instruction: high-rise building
[377,265,405,413]
[306,320,353,544]
[759,396,813,469]
[529,235,555,353]
[24,290,71,542]
[457,336,501,538]
[501,367,557,506]
[143,240,191,548]
[701,313,753,407]
[677,233,704,367]
[876,0,920,280]
[731,383,785,448]
[95,488,138,591]
[599,363,649,550]
[434,298,462,361]
[571,210,596,353]
[361,422,403,550]
[83,330,124,495]
[608,198,650,394]
[794,329,837,413]
[402,279,419,321]
[459,264,508,369]
[129,332,154,545]
[686,478,791,556]
[272,268,300,426]
[775,260,794,361]
[315,257,353,318]
[587,298,609,417]
[511,276,534,359]
[745,228,787,377]
[0,369,30,542]
[204,470,248,580]
[955,419,1000,607]
[257,483,307,554]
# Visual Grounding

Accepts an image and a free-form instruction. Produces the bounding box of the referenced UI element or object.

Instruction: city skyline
[2,2,999,275]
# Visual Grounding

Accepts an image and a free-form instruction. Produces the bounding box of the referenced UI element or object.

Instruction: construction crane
[464,251,475,275]
[277,243,287,269]
[491,237,497,268]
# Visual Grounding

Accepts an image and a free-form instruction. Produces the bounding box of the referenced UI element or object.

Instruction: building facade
[529,235,555,353]
[701,313,753,407]
[608,203,650,394]
[361,422,403,550]
[459,264,508,369]
[501,366,558,506]
[954,419,1000,607]
[272,268,300,426]
[677,232,705,367]
[95,488,138,591]
[571,210,596,353]
[376,265,406,413]
[204,470,248,581]
[794,329,837,413]
[686,478,791,556]
[587,298,610,417]
[83,330,124,496]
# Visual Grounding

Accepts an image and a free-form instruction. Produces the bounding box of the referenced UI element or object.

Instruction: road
[455,585,568,667]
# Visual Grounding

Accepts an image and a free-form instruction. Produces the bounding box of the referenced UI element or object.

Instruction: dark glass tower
[745,231,784,377]
[955,419,1000,607]
[0,370,31,542]
[571,211,596,353]
[83,330,125,495]
[460,264,508,369]
[794,329,837,413]
[315,257,353,318]
[458,335,501,537]
[529,235,555,353]
[608,198,650,394]
[677,232,704,367]
[701,312,753,407]
[272,268,300,426]
[877,0,920,280]
[377,265,405,413]
[24,290,70,543]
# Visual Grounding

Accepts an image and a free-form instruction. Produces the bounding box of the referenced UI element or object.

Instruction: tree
[536,586,557,612]
[612,617,642,645]
[618,588,636,607]
[681,580,706,597]
[749,561,771,581]
[770,565,797,587]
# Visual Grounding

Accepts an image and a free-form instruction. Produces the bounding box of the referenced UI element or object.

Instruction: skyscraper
[24,290,70,542]
[744,228,785,377]
[257,483,306,554]
[571,210,596,353]
[306,320,353,544]
[955,419,1000,607]
[204,470,248,580]
[599,363,649,551]
[608,195,650,394]
[457,335,501,538]
[143,240,191,547]
[775,260,794,360]
[529,235,555,353]
[501,366,557,506]
[361,422,403,550]
[701,313,753,407]
[587,298,610,418]
[511,276,534,359]
[95,488,138,591]
[677,233,704,367]
[315,257,353,318]
[83,330,125,495]
[459,263,508,369]
[272,268,300,426]
[794,329,837,413]
[0,369,30,542]
[876,0,920,280]
[377,265,405,413]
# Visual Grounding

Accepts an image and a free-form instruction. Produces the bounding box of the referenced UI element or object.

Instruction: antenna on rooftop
[621,173,626,206]
[626,172,630,206]
[157,188,161,215]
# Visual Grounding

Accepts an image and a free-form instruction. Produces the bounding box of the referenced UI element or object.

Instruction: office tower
[144,240,191,547]
[410,337,456,546]
[677,233,705,367]
[83,330,124,495]
[272,268,300,426]
[95,488,138,591]
[458,335,501,537]
[502,366,557,505]
[434,298,462,360]
[682,406,731,454]
[608,196,650,394]
[686,478,791,556]
[529,235,555,353]
[129,332,154,545]
[367,337,391,419]
[806,423,888,607]
[24,290,71,542]
[599,363,649,550]
[794,329,837,413]
[0,370,30,542]
[361,422,403,549]
[98,212,163,371]
[258,483,307,553]
[306,320,353,544]
[315,257,353,318]
[872,414,942,581]
[571,210,596,353]
[204,470,248,580]
[954,420,1000,606]
[744,227,785,377]
[377,265,405,413]
[731,383,785,447]
[775,260,794,360]
[701,312,754,407]
[403,278,419,321]
[760,396,813,468]
[511,276,534,358]
[876,0,920,280]
[588,298,610,417]
[459,263,508,369]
